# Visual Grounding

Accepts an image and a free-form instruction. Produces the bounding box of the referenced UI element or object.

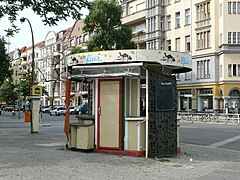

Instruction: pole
[20,17,35,133]
[18,86,21,119]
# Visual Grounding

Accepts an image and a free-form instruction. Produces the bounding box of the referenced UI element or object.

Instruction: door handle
[98,106,101,116]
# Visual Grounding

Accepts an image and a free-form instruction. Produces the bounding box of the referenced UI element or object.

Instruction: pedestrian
[11,109,16,119]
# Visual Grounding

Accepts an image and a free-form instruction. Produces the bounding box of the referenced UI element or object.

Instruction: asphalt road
[0,111,77,134]
[180,122,240,152]
[1,111,240,153]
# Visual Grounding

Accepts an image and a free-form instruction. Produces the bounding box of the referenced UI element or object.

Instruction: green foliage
[18,72,35,97]
[18,72,48,97]
[0,37,12,85]
[83,0,136,51]
[1,0,91,36]
[70,46,88,54]
[0,79,18,104]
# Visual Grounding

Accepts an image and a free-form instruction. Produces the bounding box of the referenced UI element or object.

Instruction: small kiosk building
[64,49,191,158]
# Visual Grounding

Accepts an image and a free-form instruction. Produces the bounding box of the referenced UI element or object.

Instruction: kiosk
[64,49,191,158]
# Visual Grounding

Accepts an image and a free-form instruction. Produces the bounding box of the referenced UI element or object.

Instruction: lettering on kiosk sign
[86,54,103,63]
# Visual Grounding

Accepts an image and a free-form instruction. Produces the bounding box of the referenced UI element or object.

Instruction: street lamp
[20,17,35,133]
[20,17,35,89]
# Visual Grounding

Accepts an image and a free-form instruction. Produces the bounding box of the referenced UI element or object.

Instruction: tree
[0,79,18,104]
[18,72,35,97]
[70,46,88,54]
[83,0,136,51]
[0,37,12,85]
[1,0,91,36]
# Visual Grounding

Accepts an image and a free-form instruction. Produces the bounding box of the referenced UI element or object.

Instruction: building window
[228,64,232,77]
[167,40,171,51]
[136,24,145,32]
[197,60,210,79]
[238,32,240,44]
[228,32,232,43]
[233,2,237,14]
[233,64,237,76]
[175,12,180,28]
[197,61,201,79]
[196,31,211,49]
[233,32,237,43]
[70,38,75,46]
[167,15,171,30]
[238,2,240,13]
[185,9,190,25]
[176,38,180,51]
[228,2,232,14]
[196,2,210,21]
[160,17,164,31]
[185,72,191,80]
[153,17,156,31]
[185,36,191,52]
[238,65,240,76]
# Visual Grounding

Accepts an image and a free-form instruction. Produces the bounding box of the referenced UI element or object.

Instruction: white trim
[137,122,141,151]
[145,70,149,158]
[137,79,140,116]
[95,79,98,147]
[124,78,128,150]
[72,62,144,69]
[129,79,132,116]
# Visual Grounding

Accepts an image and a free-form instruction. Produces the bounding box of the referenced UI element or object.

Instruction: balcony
[122,10,145,26]
[195,18,211,30]
[132,31,146,43]
[53,51,61,57]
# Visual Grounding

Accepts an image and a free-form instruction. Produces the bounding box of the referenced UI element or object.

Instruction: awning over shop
[70,62,144,80]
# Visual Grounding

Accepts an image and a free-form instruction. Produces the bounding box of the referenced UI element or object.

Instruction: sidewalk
[0,115,240,179]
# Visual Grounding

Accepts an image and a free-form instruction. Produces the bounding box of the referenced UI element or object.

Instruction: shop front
[64,49,191,158]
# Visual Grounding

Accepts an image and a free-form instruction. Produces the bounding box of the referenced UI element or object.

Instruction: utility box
[68,115,95,150]
[76,125,94,149]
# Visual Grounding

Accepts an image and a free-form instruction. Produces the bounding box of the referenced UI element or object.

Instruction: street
[2,111,240,152]
[180,122,240,152]
[0,111,77,135]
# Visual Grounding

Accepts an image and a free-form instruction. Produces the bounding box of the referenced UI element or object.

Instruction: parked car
[4,105,16,112]
[74,103,88,115]
[41,106,52,113]
[50,106,66,116]
[69,107,75,114]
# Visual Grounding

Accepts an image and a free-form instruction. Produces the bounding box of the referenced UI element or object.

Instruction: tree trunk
[51,82,56,107]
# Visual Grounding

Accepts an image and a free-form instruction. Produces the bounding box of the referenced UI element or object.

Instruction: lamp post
[20,17,35,133]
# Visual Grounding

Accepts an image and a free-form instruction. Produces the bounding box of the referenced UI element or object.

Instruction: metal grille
[148,70,177,157]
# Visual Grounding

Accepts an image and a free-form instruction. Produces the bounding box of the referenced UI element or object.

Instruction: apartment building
[122,0,240,113]
[68,20,91,106]
[38,27,72,106]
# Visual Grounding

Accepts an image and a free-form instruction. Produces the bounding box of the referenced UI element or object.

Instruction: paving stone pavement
[0,116,240,179]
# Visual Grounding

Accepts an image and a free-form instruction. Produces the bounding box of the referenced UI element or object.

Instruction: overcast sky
[0,8,88,52]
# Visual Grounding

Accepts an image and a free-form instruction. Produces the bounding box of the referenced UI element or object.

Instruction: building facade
[122,0,240,113]
[39,28,71,106]
[68,20,90,106]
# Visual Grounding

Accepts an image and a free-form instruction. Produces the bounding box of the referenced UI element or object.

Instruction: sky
[0,8,88,52]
